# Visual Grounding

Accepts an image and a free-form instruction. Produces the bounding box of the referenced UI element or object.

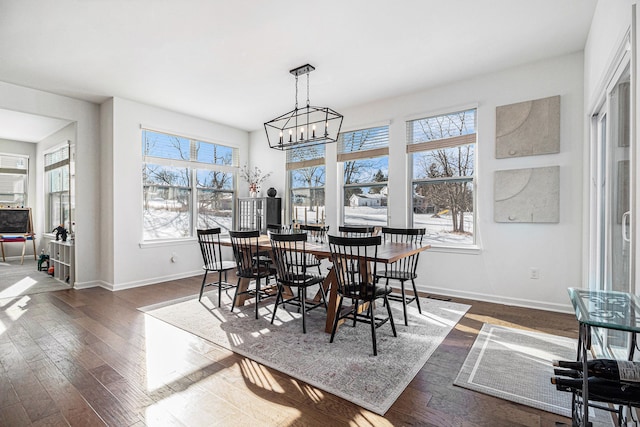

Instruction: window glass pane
[143,164,190,187]
[197,189,234,232]
[291,166,325,188]
[0,173,26,206]
[408,109,476,143]
[344,185,387,226]
[413,181,473,245]
[48,166,69,192]
[196,170,233,190]
[195,141,234,165]
[291,187,326,224]
[48,192,70,230]
[287,145,325,162]
[143,130,191,160]
[412,145,475,180]
[143,186,191,239]
[344,157,388,185]
[338,126,389,153]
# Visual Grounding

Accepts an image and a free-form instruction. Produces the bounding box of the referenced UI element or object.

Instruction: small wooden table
[221,235,431,333]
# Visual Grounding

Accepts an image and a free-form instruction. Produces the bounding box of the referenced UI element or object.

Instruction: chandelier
[264,64,343,151]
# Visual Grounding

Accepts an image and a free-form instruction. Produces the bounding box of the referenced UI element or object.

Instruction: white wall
[251,53,585,312]
[102,97,249,290]
[0,81,100,286]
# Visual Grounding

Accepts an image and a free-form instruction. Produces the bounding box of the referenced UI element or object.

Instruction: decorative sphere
[267,187,277,197]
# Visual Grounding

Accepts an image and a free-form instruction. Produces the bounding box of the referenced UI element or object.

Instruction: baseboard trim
[108,270,203,292]
[418,285,574,314]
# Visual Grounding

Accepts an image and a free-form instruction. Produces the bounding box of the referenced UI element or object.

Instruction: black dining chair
[328,235,396,356]
[229,230,276,319]
[338,225,377,237]
[375,227,426,325]
[296,224,329,274]
[269,232,327,333]
[196,228,238,306]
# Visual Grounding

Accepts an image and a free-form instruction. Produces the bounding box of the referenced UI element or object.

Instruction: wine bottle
[553,367,582,378]
[552,358,640,383]
[551,376,640,406]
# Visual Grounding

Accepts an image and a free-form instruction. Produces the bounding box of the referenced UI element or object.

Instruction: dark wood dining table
[220,234,431,333]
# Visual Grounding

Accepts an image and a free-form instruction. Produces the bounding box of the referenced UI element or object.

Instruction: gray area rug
[454,323,612,425]
[0,258,71,299]
[140,289,470,415]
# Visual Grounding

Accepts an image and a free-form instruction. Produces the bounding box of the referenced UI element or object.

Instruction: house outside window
[287,145,325,225]
[338,125,389,226]
[142,129,237,240]
[0,154,28,208]
[407,108,476,246]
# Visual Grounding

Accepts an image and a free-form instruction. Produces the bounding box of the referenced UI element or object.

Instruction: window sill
[427,245,481,255]
[139,238,197,249]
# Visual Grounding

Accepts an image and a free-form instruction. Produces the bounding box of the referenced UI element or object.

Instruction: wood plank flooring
[0,274,582,426]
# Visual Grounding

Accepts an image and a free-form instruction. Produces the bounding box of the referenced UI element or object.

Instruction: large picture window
[407,109,476,246]
[287,145,325,225]
[338,125,389,226]
[0,154,28,208]
[142,129,237,240]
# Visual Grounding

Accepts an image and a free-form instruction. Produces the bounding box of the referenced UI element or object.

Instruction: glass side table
[567,288,640,426]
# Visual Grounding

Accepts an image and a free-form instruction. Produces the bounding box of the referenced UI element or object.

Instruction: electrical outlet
[530,268,539,279]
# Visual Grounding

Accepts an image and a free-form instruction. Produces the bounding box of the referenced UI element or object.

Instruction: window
[142,129,237,240]
[0,154,28,208]
[407,108,476,246]
[338,125,389,226]
[45,145,70,231]
[287,145,325,225]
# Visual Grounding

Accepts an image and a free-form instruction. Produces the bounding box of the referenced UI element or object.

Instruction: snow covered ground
[143,205,473,246]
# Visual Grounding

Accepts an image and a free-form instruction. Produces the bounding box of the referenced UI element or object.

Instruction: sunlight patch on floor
[4,295,30,321]
[0,276,37,302]
[143,315,207,392]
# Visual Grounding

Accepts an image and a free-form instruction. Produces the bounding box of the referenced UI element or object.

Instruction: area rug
[139,289,470,415]
[454,323,612,425]
[0,258,71,299]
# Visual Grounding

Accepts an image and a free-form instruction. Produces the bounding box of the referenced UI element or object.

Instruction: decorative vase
[249,183,258,198]
[267,187,277,197]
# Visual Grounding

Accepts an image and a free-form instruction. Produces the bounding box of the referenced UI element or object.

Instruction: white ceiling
[0,0,597,138]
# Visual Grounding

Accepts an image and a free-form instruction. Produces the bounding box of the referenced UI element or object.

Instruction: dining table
[220,233,431,333]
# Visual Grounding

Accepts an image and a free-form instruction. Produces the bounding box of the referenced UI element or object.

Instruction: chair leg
[231,277,241,312]
[271,285,283,325]
[385,294,397,337]
[300,287,307,334]
[400,280,408,326]
[199,271,208,301]
[255,277,261,319]
[217,271,223,307]
[329,296,343,343]
[411,279,422,314]
[369,303,377,356]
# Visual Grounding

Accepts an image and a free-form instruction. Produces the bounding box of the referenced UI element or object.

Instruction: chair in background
[328,235,396,356]
[196,228,237,305]
[375,227,426,325]
[297,224,330,274]
[229,230,276,319]
[269,232,327,333]
[266,223,291,235]
[338,225,377,237]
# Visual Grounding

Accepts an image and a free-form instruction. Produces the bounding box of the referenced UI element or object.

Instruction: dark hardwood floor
[0,273,581,426]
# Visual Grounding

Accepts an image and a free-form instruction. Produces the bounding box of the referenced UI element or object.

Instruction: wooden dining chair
[328,235,396,356]
[296,224,329,274]
[229,230,276,319]
[269,232,327,333]
[196,228,237,306]
[375,227,426,325]
[338,225,376,237]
